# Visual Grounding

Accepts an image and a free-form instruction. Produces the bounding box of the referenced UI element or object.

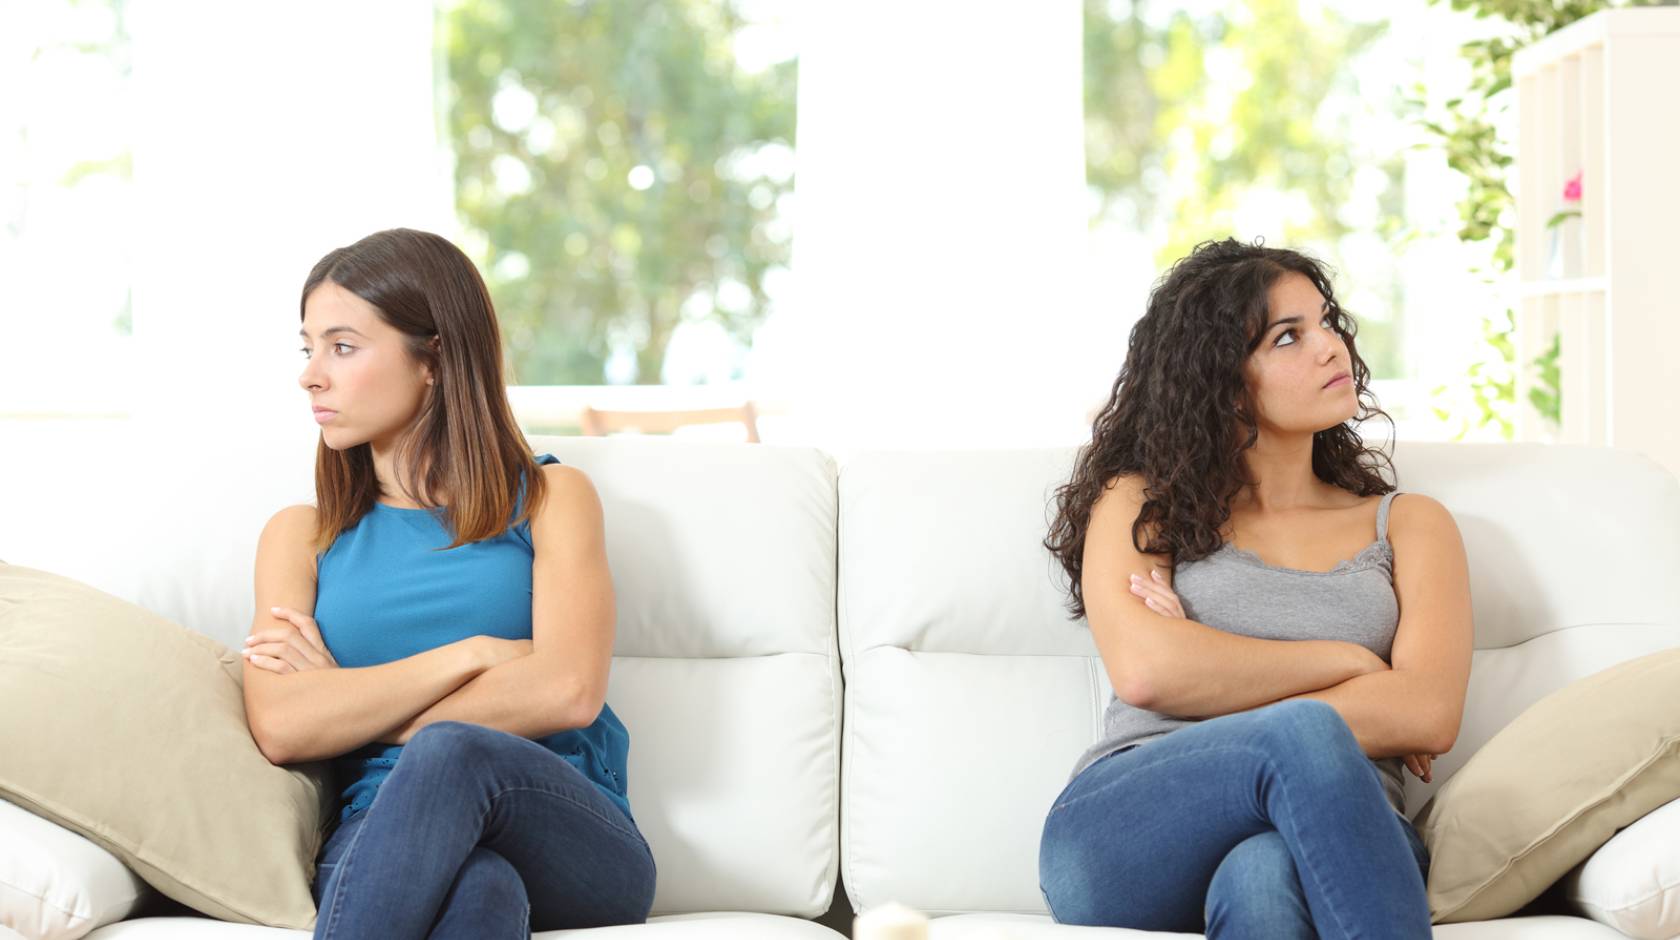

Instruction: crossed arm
[1083,477,1473,781]
[1279,495,1473,766]
[241,463,616,765]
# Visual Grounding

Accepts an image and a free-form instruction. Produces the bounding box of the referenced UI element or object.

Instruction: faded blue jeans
[1039,700,1432,939]
[310,721,656,939]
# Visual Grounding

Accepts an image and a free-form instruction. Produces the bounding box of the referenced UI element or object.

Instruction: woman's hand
[1129,568,1185,618]
[1403,752,1437,783]
[243,607,339,675]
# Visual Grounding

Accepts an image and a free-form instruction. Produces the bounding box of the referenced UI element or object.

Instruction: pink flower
[1563,170,1583,202]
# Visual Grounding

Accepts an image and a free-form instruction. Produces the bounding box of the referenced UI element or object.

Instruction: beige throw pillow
[0,564,330,929]
[1414,646,1680,924]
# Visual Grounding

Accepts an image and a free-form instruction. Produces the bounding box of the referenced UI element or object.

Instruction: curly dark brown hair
[1046,237,1395,620]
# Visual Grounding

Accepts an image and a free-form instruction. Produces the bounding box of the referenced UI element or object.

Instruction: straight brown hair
[300,228,545,551]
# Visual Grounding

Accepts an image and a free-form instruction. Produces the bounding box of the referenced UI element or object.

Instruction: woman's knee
[1250,700,1365,773]
[438,847,530,935]
[1207,831,1295,899]
[1204,832,1312,938]
[405,720,519,767]
[451,847,527,908]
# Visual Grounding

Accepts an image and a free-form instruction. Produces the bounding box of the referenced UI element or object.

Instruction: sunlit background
[1,0,1641,460]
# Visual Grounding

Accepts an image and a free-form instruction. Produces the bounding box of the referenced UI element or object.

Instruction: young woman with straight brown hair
[241,228,655,938]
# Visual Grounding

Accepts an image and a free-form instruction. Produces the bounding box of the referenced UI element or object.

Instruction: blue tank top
[312,453,633,824]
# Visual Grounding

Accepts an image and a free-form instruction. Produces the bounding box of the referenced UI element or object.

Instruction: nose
[299,352,326,392]
[1312,321,1342,363]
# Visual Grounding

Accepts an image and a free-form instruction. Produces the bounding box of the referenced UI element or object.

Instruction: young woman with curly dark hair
[1038,238,1472,938]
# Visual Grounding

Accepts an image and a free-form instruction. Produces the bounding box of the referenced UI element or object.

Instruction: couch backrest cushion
[532,437,841,917]
[835,442,1680,915]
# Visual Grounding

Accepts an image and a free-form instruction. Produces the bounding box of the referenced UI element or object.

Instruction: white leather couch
[6,436,1676,939]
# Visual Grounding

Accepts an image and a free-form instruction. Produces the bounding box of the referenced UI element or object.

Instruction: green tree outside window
[443,0,795,386]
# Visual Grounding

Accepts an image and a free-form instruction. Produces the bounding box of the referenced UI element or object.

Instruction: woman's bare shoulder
[528,462,603,544]
[1387,492,1460,544]
[262,503,319,537]
[257,505,322,577]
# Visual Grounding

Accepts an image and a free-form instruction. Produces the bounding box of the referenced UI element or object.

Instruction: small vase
[1545,223,1564,280]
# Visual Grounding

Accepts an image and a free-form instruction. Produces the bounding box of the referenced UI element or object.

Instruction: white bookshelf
[1512,8,1680,479]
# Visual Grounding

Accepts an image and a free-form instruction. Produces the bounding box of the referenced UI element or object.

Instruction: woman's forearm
[379,652,600,745]
[1124,616,1379,718]
[245,638,487,764]
[1281,668,1457,758]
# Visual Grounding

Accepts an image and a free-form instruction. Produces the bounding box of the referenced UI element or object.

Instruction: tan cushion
[1415,646,1680,924]
[0,564,330,929]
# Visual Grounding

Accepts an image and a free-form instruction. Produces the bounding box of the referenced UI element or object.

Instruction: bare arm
[242,505,496,765]
[1281,494,1473,758]
[379,464,616,745]
[1083,474,1385,717]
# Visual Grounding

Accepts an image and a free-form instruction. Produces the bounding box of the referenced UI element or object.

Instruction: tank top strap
[1376,491,1402,543]
[510,453,561,545]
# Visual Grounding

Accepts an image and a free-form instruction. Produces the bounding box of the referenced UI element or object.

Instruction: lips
[312,407,338,424]
[1323,372,1351,389]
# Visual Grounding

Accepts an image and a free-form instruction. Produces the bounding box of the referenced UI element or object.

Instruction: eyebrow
[1265,300,1332,334]
[298,326,367,340]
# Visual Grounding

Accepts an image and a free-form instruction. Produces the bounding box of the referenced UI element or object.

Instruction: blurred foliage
[1527,329,1560,422]
[443,0,795,385]
[1418,0,1667,437]
[1084,0,1404,379]
[1433,307,1517,436]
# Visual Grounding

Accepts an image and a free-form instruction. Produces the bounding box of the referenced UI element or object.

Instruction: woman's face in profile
[1241,271,1358,436]
[298,281,433,453]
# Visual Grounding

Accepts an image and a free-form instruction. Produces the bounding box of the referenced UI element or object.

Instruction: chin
[317,428,363,452]
[1316,408,1360,432]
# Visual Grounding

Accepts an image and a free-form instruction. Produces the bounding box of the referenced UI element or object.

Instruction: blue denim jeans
[1039,700,1431,939]
[310,721,656,939]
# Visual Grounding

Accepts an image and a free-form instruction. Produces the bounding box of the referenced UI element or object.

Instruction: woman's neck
[1235,429,1327,512]
[369,434,433,508]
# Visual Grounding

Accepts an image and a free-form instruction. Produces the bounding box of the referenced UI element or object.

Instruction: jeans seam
[1040,882,1064,924]
[1051,738,1278,815]
[1263,737,1423,940]
[486,784,647,847]
[1264,749,1363,940]
[317,812,373,940]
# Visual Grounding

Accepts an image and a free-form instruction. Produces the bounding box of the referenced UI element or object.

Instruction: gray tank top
[1070,491,1408,815]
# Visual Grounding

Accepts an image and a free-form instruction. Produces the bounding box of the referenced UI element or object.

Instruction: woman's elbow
[552,681,605,731]
[1427,720,1461,757]
[247,713,296,765]
[1112,664,1160,710]
[1423,703,1464,756]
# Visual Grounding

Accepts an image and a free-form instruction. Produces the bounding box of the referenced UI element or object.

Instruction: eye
[299,347,311,359]
[332,343,355,356]
[1274,329,1296,348]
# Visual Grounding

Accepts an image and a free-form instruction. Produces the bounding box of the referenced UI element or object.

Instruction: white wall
[3,0,454,592]
[778,0,1099,450]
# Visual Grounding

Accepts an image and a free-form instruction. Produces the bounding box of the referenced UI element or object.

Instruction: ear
[424,335,440,386]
